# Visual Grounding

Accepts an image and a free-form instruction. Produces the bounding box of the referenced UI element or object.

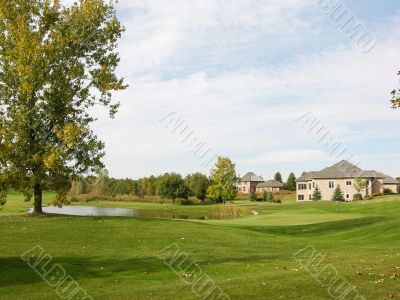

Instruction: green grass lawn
[0,192,399,299]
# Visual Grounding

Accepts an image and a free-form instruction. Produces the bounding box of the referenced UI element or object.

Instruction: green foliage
[391,70,400,108]
[331,185,345,202]
[249,190,257,201]
[266,192,274,202]
[0,0,127,212]
[312,186,322,201]
[353,177,367,194]
[206,157,238,203]
[383,188,394,195]
[285,172,296,191]
[274,172,283,183]
[353,193,363,201]
[158,173,188,204]
[185,173,209,201]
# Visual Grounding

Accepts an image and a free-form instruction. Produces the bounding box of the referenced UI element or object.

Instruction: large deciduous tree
[158,173,188,204]
[0,0,127,213]
[207,157,238,203]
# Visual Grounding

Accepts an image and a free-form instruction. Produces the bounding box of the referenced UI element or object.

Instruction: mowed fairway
[0,194,400,299]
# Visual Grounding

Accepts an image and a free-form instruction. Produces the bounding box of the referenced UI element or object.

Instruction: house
[237,172,285,194]
[255,180,285,193]
[296,160,399,201]
[237,172,264,194]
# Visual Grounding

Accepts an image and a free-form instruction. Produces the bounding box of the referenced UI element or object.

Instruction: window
[243,187,246,192]
[346,194,350,199]
[346,180,352,186]
[313,182,315,188]
[298,184,307,190]
[298,195,304,201]
[309,195,312,200]
[329,181,335,188]
[309,183,312,190]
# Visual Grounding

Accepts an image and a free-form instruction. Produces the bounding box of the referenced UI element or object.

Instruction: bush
[371,192,384,198]
[177,198,193,205]
[272,199,282,204]
[249,190,257,202]
[353,193,363,201]
[208,205,252,219]
[364,196,373,200]
[383,188,394,195]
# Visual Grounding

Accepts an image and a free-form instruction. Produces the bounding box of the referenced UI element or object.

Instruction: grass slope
[0,193,399,299]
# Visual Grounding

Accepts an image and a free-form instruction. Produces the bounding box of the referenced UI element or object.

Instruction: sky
[66,0,400,180]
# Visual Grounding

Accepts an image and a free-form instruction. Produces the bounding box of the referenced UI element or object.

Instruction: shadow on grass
[232,216,388,236]
[0,256,167,288]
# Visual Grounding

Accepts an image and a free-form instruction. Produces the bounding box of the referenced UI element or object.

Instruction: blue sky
[70,0,400,180]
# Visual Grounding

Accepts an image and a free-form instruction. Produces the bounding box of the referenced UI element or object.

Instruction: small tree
[249,190,257,201]
[332,185,345,202]
[285,172,297,191]
[274,172,283,183]
[158,173,188,205]
[262,191,268,202]
[266,192,274,202]
[353,177,367,194]
[312,186,322,201]
[207,157,238,203]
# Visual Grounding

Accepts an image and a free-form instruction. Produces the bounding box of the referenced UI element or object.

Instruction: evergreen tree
[274,172,283,183]
[331,185,345,202]
[249,190,257,201]
[312,186,322,201]
[285,173,297,191]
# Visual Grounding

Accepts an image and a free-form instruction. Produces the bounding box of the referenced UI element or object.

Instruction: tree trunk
[34,182,43,214]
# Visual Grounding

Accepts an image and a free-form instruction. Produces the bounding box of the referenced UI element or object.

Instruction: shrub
[249,190,257,202]
[312,187,322,201]
[353,193,363,201]
[272,199,282,204]
[364,196,373,200]
[371,192,384,198]
[177,198,193,205]
[383,188,394,195]
[208,205,252,219]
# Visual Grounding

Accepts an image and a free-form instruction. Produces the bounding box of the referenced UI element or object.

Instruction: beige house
[237,172,285,194]
[296,160,399,201]
[255,180,284,193]
[237,172,264,194]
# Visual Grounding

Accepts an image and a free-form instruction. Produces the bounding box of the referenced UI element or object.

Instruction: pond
[29,206,207,219]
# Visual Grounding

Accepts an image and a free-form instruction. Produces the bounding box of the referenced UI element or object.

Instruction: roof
[296,160,390,182]
[256,180,284,188]
[240,172,264,182]
[383,176,399,184]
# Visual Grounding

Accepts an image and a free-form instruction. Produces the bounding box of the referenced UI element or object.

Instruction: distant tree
[207,157,238,203]
[301,171,307,176]
[285,173,297,191]
[185,173,209,201]
[332,185,345,202]
[391,70,400,108]
[266,192,274,202]
[92,170,110,195]
[0,0,127,213]
[262,191,268,202]
[353,177,367,194]
[158,173,188,204]
[249,190,257,201]
[312,186,322,201]
[274,172,283,183]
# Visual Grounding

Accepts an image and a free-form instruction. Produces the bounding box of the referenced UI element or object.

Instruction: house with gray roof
[237,172,285,194]
[296,160,399,201]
